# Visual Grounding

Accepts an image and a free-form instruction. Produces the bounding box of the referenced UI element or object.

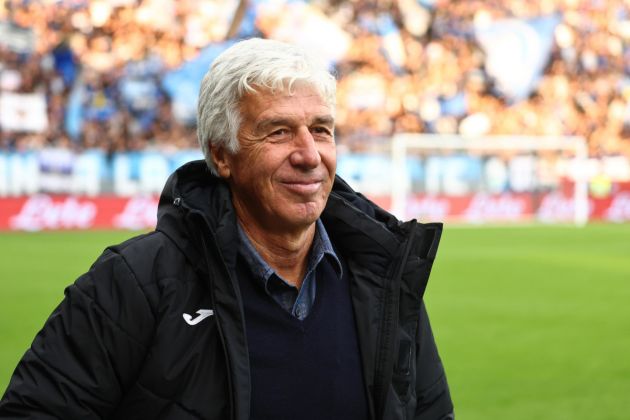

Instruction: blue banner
[161,41,235,124]
[475,14,561,103]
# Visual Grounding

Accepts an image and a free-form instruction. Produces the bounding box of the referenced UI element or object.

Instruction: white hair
[196,38,337,174]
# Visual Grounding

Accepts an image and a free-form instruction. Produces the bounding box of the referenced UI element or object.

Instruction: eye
[310,126,333,139]
[268,128,292,141]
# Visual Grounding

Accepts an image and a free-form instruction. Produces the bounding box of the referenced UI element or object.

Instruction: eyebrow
[311,115,335,127]
[255,115,335,132]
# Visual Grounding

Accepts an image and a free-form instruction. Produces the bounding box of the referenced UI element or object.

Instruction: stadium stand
[1,0,629,159]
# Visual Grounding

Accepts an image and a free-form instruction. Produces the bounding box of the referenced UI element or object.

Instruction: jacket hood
[156,160,238,276]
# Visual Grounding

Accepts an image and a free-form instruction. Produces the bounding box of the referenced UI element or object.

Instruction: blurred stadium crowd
[1,0,630,158]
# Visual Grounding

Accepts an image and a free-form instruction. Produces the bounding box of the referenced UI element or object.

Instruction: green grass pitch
[1,225,629,418]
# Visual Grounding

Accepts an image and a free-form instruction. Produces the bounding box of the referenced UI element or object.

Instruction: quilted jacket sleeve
[415,302,454,420]
[0,249,155,419]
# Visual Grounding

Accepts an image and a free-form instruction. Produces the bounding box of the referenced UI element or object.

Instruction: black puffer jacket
[0,160,453,420]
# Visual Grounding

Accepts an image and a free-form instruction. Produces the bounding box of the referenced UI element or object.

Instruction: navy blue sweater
[237,254,369,420]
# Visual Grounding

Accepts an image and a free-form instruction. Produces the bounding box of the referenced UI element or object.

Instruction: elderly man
[0,38,453,419]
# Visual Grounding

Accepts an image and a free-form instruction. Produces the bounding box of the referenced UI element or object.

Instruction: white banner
[0,92,49,132]
[0,21,35,54]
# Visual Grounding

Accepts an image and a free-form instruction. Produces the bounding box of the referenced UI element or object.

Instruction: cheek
[232,147,269,181]
[322,147,337,176]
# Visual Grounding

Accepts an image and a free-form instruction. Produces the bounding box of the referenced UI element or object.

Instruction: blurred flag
[475,14,561,103]
[52,42,78,88]
[227,0,260,39]
[161,41,234,124]
[255,0,351,68]
[377,14,406,73]
[120,56,164,130]
[65,77,84,140]
[0,92,48,132]
[83,84,117,122]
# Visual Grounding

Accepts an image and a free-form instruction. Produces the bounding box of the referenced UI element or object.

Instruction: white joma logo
[183,309,214,325]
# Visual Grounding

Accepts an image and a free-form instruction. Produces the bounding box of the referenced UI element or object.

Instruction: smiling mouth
[280,180,323,195]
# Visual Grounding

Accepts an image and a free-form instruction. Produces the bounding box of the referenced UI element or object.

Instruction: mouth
[279,180,323,195]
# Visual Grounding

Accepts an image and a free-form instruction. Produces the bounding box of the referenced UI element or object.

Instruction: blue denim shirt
[237,220,342,320]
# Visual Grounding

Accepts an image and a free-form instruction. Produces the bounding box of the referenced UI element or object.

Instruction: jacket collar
[155,159,428,280]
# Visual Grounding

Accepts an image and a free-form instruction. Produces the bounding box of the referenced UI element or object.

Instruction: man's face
[212,84,336,235]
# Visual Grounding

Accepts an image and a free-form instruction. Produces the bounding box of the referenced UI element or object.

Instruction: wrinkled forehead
[237,84,335,126]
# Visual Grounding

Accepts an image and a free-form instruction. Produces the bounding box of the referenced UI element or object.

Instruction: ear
[210,144,232,179]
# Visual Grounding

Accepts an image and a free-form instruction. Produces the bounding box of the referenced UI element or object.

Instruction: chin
[284,203,323,227]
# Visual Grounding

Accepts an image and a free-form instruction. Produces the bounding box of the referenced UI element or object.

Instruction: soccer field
[1,225,629,418]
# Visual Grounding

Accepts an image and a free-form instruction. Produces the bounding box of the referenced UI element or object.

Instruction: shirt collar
[237,219,342,286]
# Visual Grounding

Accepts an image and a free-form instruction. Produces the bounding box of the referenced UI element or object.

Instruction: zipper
[188,208,238,420]
[373,221,417,419]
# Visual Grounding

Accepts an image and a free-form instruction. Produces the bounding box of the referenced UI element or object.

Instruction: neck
[239,220,316,289]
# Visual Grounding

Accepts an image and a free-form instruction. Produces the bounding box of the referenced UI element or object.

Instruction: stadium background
[1,0,629,418]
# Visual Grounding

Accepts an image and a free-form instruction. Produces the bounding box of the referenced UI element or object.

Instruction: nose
[290,127,321,169]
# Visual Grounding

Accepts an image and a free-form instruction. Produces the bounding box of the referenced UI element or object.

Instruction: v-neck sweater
[237,253,369,420]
